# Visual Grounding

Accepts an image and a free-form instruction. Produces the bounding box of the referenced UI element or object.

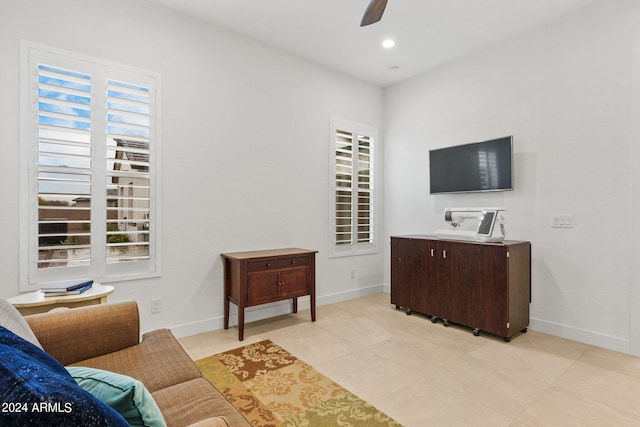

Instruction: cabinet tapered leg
[224,297,230,330]
[238,306,245,341]
[292,297,298,313]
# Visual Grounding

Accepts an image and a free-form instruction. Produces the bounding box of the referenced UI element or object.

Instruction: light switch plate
[551,214,574,228]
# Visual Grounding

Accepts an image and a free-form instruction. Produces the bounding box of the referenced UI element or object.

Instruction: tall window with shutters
[20,43,160,289]
[330,118,377,257]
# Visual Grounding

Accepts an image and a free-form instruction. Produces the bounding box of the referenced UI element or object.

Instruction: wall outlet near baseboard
[151,298,162,313]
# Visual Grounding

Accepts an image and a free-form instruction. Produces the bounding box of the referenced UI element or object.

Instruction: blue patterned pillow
[0,326,128,427]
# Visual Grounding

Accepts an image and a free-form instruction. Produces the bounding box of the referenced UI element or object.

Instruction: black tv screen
[429,136,513,194]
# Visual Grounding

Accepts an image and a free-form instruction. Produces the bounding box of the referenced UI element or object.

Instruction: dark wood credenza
[391,235,531,342]
[221,248,317,340]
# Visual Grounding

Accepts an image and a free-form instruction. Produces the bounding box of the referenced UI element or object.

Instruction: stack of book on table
[41,279,94,297]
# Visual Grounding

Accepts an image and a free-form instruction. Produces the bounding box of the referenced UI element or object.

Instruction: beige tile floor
[179,293,640,426]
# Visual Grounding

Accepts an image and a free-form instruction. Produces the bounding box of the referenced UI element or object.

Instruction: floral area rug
[195,339,401,427]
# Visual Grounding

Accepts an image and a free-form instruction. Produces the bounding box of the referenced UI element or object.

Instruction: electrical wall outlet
[551,214,574,228]
[151,298,162,313]
[350,269,356,280]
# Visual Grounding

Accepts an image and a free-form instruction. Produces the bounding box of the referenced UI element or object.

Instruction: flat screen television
[429,136,513,194]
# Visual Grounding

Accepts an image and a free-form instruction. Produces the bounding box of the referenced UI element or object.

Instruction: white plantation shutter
[356,134,373,244]
[21,43,160,289]
[36,64,93,271]
[335,129,354,245]
[105,79,152,265]
[331,118,377,256]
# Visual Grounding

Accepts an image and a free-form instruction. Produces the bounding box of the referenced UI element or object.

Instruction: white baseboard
[169,287,632,355]
[170,284,385,339]
[529,317,630,354]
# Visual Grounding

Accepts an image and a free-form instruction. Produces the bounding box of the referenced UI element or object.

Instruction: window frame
[329,117,378,258]
[19,41,161,291]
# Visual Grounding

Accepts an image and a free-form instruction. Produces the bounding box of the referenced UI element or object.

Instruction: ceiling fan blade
[360,0,388,27]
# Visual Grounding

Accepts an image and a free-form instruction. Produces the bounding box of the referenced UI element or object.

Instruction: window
[330,118,377,257]
[20,42,160,290]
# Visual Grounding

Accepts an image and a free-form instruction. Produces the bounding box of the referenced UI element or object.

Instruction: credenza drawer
[247,256,309,272]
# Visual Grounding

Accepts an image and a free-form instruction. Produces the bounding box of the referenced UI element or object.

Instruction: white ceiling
[146,0,599,87]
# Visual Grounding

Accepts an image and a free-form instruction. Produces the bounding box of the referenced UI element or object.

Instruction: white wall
[384,0,640,354]
[3,0,638,355]
[0,0,384,336]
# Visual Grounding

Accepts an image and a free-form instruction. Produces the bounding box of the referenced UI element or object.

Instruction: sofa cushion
[151,378,250,427]
[0,297,42,349]
[69,328,202,393]
[0,326,128,427]
[67,366,167,427]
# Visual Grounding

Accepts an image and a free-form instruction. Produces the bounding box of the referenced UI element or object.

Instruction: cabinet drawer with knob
[247,256,309,272]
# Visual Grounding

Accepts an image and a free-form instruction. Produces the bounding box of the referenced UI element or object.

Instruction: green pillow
[67,366,166,427]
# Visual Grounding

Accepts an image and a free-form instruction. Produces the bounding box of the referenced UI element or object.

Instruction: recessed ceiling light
[389,66,399,72]
[382,39,395,49]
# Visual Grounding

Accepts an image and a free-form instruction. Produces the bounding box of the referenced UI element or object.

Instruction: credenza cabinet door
[247,270,280,306]
[424,240,448,320]
[440,241,473,328]
[278,267,310,298]
[470,244,509,337]
[391,237,429,314]
[248,267,309,305]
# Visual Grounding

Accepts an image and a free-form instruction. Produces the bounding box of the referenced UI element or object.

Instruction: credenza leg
[224,297,230,330]
[238,306,245,341]
[292,297,298,313]
[310,293,316,322]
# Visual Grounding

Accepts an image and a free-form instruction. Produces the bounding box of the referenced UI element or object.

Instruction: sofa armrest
[25,302,140,366]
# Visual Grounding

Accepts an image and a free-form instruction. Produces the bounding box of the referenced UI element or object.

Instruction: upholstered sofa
[1,299,250,427]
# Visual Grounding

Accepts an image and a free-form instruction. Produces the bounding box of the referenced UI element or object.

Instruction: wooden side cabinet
[391,235,531,342]
[221,248,317,340]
